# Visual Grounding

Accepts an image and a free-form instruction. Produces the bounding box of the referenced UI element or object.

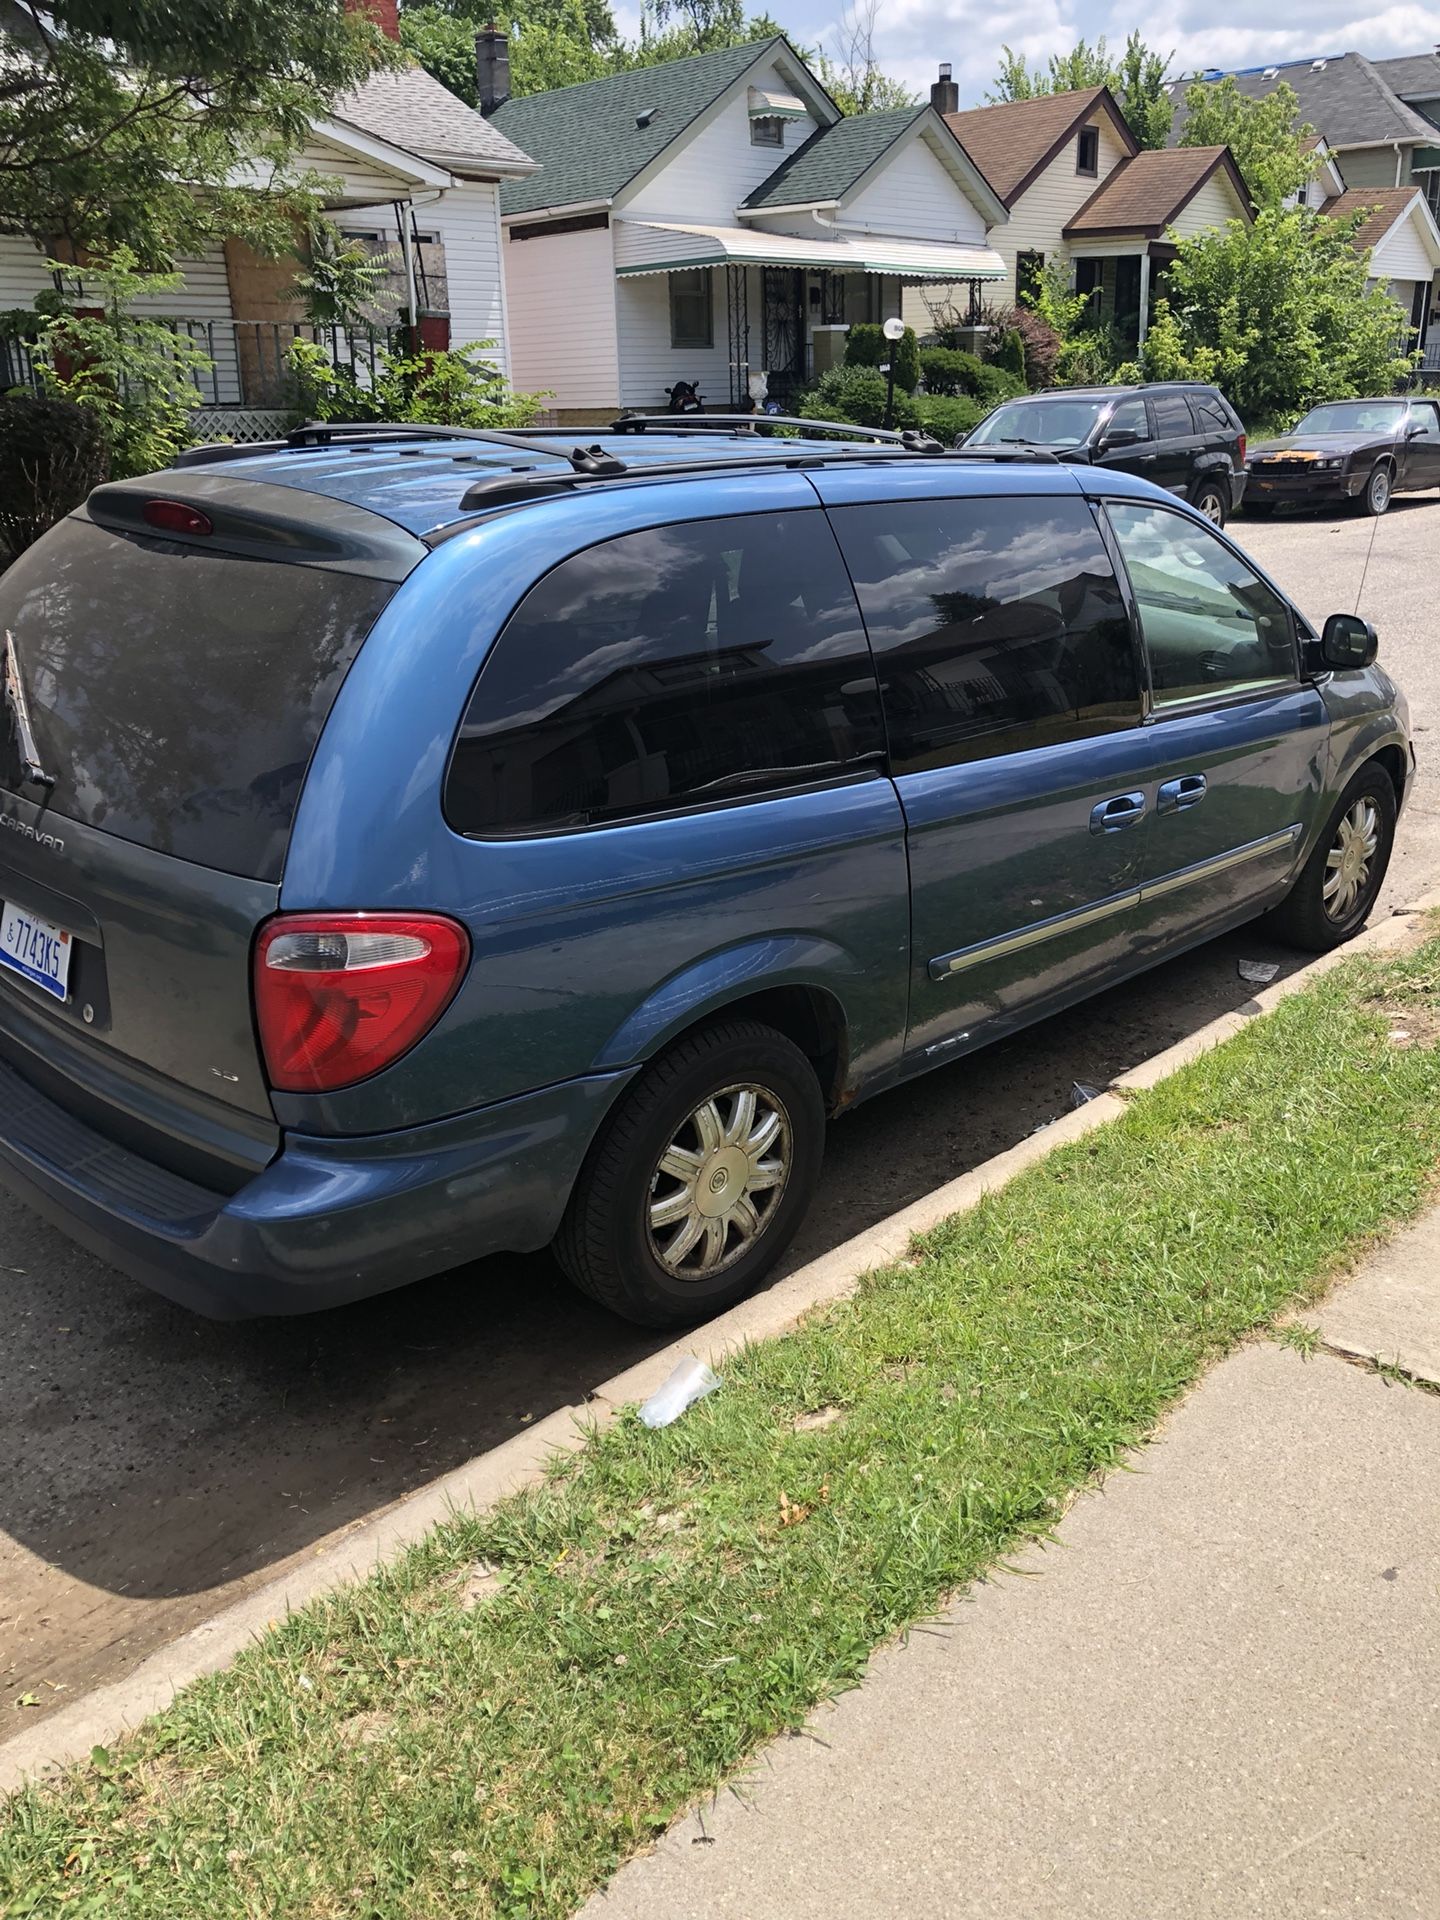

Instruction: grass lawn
[5,936,1440,1919]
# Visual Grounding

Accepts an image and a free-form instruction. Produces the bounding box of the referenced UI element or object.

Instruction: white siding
[1373,210,1436,282]
[615,266,738,409]
[0,234,53,308]
[1168,170,1247,238]
[506,221,620,408]
[844,131,990,243]
[426,179,509,371]
[302,136,419,205]
[128,246,241,404]
[620,59,823,223]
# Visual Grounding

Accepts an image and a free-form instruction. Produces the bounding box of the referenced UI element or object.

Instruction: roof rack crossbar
[610,412,926,444]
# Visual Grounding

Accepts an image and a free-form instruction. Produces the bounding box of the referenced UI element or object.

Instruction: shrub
[798,366,921,431]
[890,325,920,395]
[977,301,1061,390]
[973,363,1026,407]
[843,324,885,369]
[30,250,210,478]
[287,337,544,428]
[915,393,983,444]
[995,327,1027,383]
[0,392,108,568]
[919,345,984,396]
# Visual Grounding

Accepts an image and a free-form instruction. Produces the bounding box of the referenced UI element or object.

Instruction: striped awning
[614,218,1006,282]
[747,84,810,120]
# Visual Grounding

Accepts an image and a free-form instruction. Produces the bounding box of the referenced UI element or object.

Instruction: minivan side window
[827,496,1141,775]
[1107,502,1297,706]
[444,512,885,835]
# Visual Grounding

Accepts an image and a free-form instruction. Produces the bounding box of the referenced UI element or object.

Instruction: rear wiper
[3,629,56,788]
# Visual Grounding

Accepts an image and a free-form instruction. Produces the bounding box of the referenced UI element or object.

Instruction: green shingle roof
[491,37,820,217]
[739,107,926,209]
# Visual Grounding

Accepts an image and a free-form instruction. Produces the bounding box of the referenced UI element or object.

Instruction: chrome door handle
[1090,791,1147,834]
[1157,773,1208,814]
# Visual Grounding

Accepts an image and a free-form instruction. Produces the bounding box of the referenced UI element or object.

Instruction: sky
[616,0,1440,110]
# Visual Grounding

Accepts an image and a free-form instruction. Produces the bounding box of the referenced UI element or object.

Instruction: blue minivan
[0,420,1412,1326]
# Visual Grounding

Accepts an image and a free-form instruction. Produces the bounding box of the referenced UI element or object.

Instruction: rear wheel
[1353,462,1393,516]
[555,1019,825,1326]
[1267,763,1396,952]
[1191,477,1228,527]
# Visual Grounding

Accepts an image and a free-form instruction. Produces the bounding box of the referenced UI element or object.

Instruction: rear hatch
[0,473,419,1189]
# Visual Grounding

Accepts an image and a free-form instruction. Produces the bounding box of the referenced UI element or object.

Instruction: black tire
[1191,477,1228,527]
[554,1018,825,1327]
[1351,462,1393,517]
[1266,762,1396,953]
[1245,499,1277,518]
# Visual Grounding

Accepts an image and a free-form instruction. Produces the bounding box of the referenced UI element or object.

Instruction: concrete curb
[3,892,1436,1795]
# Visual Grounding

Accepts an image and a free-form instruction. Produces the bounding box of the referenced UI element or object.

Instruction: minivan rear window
[0,517,394,880]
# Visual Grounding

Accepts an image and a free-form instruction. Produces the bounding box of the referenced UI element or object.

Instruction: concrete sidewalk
[585,1209,1440,1920]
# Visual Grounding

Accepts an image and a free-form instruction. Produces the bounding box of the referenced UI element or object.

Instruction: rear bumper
[0,1059,634,1317]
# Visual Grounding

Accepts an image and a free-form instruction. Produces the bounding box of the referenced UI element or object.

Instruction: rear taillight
[254,913,470,1094]
[143,499,212,536]
[1237,433,1247,467]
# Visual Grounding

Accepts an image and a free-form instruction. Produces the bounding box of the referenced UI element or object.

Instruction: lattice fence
[190,407,291,445]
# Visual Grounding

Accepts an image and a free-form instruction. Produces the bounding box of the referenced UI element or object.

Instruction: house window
[1074,258,1101,309]
[1420,168,1440,220]
[1016,251,1045,307]
[669,268,714,349]
[1077,125,1100,176]
[750,115,785,147]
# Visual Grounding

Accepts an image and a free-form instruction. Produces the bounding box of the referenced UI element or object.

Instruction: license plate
[0,900,73,1000]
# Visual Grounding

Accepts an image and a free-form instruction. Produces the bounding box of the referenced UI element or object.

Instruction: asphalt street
[3,493,1438,1724]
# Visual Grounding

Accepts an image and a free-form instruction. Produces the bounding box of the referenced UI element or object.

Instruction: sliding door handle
[1090,791,1147,834]
[1158,773,1208,815]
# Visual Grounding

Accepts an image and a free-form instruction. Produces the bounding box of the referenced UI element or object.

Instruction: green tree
[1113,32,1172,149]
[987,34,1172,149]
[619,0,782,69]
[1136,207,1414,420]
[399,0,615,103]
[1179,77,1314,207]
[0,0,393,267]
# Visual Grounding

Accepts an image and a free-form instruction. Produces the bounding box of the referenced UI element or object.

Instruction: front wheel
[1266,763,1396,952]
[555,1019,825,1326]
[1353,463,1392,516]
[1192,478,1228,527]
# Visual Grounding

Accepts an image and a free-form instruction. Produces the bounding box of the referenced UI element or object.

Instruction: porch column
[1137,251,1151,349]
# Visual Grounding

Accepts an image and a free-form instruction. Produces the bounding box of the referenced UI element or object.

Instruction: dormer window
[751,114,784,147]
[1077,125,1100,176]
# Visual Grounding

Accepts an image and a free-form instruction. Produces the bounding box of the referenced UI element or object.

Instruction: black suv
[961,382,1247,526]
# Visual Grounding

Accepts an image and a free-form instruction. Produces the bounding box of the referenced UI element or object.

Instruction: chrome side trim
[1140,823,1302,902]
[926,824,1303,982]
[928,887,1140,980]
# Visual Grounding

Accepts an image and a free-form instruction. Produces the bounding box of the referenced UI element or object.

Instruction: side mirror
[1099,426,1141,449]
[1321,611,1378,669]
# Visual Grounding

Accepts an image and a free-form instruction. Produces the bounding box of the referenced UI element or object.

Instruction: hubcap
[1198,490,1224,524]
[1324,797,1380,920]
[1370,469,1390,511]
[647,1084,791,1279]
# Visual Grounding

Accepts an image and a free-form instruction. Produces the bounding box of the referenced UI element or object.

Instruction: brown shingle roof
[1321,186,1424,252]
[1064,145,1249,237]
[941,86,1134,207]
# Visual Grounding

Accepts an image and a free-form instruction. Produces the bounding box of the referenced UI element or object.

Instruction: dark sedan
[1246,397,1440,516]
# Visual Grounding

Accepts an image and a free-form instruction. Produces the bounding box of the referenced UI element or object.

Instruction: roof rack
[436,437,1053,532]
[172,421,590,471]
[610,412,940,449]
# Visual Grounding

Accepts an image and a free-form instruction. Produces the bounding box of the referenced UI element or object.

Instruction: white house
[487,36,1008,421]
[0,7,537,432]
[1320,185,1440,343]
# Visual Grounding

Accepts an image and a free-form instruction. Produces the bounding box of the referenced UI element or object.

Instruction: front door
[1102,499,1330,951]
[1401,398,1440,489]
[760,267,806,403]
[820,478,1153,1059]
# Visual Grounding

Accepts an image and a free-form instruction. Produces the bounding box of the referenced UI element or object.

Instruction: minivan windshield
[0,517,394,880]
[1291,401,1408,436]
[966,397,1107,447]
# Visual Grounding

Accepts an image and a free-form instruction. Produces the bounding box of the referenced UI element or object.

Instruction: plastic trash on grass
[638,1356,720,1429]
